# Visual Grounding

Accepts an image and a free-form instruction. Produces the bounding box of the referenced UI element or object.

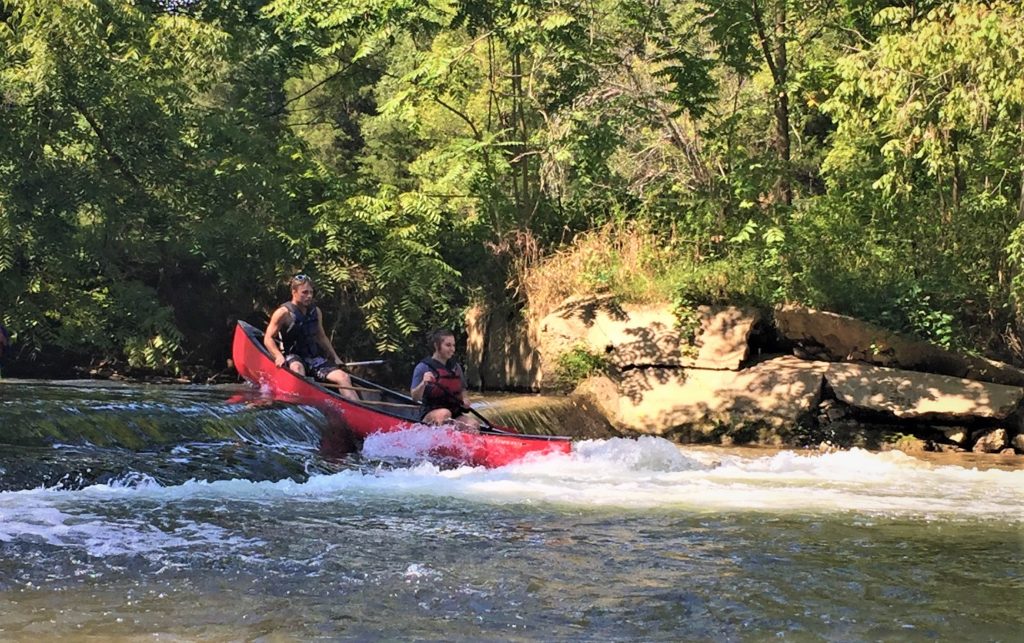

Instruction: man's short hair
[290,274,314,291]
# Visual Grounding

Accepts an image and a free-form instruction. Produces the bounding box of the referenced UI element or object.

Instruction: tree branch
[67,96,146,193]
[432,94,481,140]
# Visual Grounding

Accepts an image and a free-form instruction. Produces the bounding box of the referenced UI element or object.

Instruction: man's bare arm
[263,308,290,366]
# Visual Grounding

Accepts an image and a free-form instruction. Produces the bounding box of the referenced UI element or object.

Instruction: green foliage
[669,292,701,358]
[817,1,1024,350]
[552,344,610,390]
[1,0,1022,376]
[310,186,464,353]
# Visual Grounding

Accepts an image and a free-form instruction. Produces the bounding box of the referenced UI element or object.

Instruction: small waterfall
[472,394,617,439]
[0,380,343,491]
[0,380,329,449]
[0,380,618,491]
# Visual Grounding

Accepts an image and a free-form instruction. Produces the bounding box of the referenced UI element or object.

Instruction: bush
[551,345,611,391]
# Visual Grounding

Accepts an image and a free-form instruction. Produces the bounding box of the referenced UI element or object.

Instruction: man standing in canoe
[410,329,479,432]
[263,274,358,401]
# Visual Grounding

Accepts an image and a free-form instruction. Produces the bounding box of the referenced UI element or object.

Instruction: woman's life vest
[421,359,464,412]
[279,303,323,359]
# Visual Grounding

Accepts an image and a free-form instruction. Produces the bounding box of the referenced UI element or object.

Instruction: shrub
[551,345,611,391]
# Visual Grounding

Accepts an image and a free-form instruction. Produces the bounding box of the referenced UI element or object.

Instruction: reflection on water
[0,380,1022,640]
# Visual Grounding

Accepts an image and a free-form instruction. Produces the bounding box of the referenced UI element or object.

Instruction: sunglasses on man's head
[291,274,314,293]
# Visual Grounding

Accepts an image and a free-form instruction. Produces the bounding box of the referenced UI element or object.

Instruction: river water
[0,380,1021,641]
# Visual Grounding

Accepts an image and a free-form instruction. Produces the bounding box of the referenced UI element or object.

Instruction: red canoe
[231,320,572,467]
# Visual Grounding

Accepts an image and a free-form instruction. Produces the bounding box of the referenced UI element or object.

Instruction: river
[1,380,1021,640]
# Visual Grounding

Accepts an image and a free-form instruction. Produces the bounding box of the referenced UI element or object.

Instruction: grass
[519,222,770,320]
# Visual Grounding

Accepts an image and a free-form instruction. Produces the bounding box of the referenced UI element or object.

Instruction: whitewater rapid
[3,435,1020,560]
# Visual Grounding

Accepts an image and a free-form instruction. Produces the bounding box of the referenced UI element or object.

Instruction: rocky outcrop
[467,298,1024,455]
[822,362,1022,420]
[468,297,763,390]
[579,356,827,444]
[775,304,1024,386]
[538,296,761,371]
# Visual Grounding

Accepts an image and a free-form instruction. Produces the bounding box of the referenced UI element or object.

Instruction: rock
[1012,433,1024,452]
[971,428,1009,453]
[823,362,1023,420]
[941,427,969,444]
[579,355,826,441]
[690,306,765,369]
[538,296,761,371]
[574,374,621,424]
[466,298,1024,450]
[774,304,1024,386]
[825,405,848,422]
[881,434,930,453]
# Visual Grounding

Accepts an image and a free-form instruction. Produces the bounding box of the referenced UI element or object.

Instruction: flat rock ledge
[466,298,1024,456]
[577,356,828,444]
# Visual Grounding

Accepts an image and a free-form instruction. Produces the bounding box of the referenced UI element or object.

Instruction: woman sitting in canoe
[410,329,480,432]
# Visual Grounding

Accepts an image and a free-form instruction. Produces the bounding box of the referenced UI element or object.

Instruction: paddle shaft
[423,379,501,430]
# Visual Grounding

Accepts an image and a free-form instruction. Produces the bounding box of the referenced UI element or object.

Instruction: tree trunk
[773,4,791,206]
[751,0,792,206]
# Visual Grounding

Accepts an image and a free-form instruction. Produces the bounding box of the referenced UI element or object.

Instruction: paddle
[340,359,385,367]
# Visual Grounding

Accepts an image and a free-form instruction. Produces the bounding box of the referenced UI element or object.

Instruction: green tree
[818,1,1024,352]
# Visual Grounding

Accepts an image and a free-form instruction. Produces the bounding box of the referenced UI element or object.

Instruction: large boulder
[972,428,1009,453]
[823,362,1023,420]
[539,296,761,372]
[775,304,1024,386]
[577,355,827,443]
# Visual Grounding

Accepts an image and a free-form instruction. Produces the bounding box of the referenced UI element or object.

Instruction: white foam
[362,424,472,462]
[0,495,259,558]
[1,437,1020,557]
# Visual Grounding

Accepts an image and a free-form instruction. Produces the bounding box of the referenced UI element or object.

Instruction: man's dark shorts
[285,354,339,380]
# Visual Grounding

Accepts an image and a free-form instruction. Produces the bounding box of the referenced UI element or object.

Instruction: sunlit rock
[538,295,760,371]
[942,427,968,444]
[465,299,1024,455]
[823,362,1023,419]
[775,304,1024,386]
[577,356,826,442]
[971,428,1008,453]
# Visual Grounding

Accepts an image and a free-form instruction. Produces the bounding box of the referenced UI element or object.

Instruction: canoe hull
[231,321,572,467]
